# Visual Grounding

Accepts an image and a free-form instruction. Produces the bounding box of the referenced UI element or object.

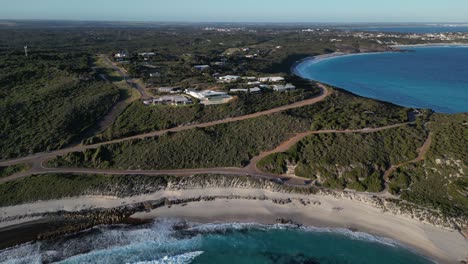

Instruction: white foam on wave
[129,251,204,264]
[0,243,43,264]
[0,219,202,264]
[188,221,399,248]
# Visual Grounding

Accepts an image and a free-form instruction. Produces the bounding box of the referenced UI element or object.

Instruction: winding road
[0,84,331,183]
[0,82,424,191]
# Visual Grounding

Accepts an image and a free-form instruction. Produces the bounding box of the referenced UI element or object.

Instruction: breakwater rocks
[1,174,466,243]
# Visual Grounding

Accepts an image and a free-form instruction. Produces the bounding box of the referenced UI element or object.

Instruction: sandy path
[383,132,432,181]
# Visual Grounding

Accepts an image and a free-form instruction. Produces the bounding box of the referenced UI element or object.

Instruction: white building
[272,83,296,92]
[230,88,249,93]
[230,87,262,93]
[138,52,156,57]
[114,52,128,58]
[143,95,193,106]
[247,81,261,86]
[259,77,285,83]
[185,89,232,101]
[218,75,241,83]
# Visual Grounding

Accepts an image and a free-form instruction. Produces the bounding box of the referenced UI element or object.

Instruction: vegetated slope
[88,84,320,143]
[388,114,468,217]
[286,88,411,130]
[0,52,120,159]
[49,113,312,169]
[258,124,427,192]
[0,164,30,178]
[49,88,411,171]
[0,173,315,207]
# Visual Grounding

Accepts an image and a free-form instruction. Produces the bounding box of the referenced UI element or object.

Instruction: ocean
[0,220,434,264]
[294,46,468,113]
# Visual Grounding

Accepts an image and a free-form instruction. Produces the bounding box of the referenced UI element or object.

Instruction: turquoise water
[0,220,435,264]
[294,46,468,113]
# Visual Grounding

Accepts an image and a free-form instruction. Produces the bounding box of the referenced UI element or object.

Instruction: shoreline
[291,42,468,76]
[391,42,468,48]
[1,188,466,264]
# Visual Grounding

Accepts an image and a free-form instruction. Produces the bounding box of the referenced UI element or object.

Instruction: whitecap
[129,251,204,264]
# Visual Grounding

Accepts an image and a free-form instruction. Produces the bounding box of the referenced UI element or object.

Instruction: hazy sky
[1,0,468,23]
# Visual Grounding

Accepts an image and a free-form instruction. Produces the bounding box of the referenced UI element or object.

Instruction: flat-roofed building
[218,75,241,83]
[259,76,285,83]
[272,83,296,92]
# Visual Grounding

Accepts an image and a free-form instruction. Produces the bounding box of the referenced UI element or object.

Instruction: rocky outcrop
[1,174,466,243]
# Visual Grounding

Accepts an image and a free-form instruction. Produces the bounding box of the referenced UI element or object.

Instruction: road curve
[0,120,413,185]
[0,84,330,169]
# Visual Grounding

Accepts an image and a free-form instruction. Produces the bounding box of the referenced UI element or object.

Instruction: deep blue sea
[0,221,434,264]
[294,46,468,113]
[342,25,468,33]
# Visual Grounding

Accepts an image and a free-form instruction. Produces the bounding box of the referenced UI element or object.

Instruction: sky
[1,0,468,23]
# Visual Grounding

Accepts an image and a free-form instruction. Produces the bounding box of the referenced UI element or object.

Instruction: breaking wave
[0,219,434,264]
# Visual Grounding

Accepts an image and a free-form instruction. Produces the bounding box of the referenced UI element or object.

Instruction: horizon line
[1,19,468,25]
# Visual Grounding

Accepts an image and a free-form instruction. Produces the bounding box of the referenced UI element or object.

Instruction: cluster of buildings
[216,75,296,92]
[217,75,285,84]
[143,95,193,106]
[335,31,468,44]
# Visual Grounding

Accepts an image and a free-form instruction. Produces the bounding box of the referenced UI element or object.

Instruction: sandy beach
[1,187,466,263]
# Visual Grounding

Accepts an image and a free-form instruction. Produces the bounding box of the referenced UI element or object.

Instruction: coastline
[1,187,466,264]
[292,42,468,76]
[391,42,468,48]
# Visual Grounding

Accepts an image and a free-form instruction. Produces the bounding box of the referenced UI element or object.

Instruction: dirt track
[0,83,417,189]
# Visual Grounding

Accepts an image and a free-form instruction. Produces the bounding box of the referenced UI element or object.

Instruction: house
[143,95,193,106]
[247,81,261,86]
[230,88,249,93]
[114,52,128,58]
[218,75,241,83]
[259,77,285,83]
[186,89,230,100]
[193,65,210,71]
[272,83,296,92]
[185,89,232,104]
[250,87,262,93]
[230,87,262,93]
[157,87,181,93]
[138,52,156,57]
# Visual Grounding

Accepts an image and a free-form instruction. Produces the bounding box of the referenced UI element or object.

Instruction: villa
[259,76,285,83]
[218,75,241,83]
[230,87,262,93]
[185,89,233,104]
[272,83,296,92]
[143,95,193,106]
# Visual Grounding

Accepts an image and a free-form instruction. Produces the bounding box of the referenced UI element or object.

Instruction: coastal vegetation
[388,114,468,217]
[49,87,414,171]
[0,52,120,159]
[86,85,320,143]
[258,125,427,192]
[0,173,317,207]
[285,88,411,130]
[0,164,30,178]
[49,113,312,169]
